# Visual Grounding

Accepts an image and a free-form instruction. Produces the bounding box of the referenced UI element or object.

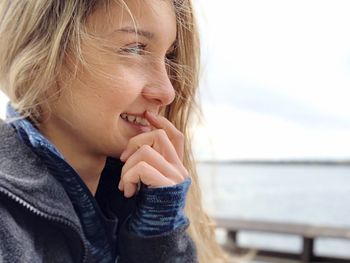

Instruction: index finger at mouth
[145,111,184,161]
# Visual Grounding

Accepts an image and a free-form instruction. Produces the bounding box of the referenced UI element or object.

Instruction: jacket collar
[0,117,82,228]
[5,103,64,158]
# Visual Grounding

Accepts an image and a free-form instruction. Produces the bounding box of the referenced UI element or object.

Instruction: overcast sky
[1,1,350,160]
[192,0,350,160]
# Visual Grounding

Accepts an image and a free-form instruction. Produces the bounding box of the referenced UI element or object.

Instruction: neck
[64,150,106,196]
[39,125,106,197]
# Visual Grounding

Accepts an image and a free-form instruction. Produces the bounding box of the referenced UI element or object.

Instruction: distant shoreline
[197,160,350,166]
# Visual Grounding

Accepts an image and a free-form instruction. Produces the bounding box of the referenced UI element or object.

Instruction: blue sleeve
[127,177,192,236]
[117,220,198,263]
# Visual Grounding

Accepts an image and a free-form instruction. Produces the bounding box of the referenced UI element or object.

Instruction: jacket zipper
[0,187,89,263]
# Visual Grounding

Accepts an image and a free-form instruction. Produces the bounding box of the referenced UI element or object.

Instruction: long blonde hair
[0,1,237,262]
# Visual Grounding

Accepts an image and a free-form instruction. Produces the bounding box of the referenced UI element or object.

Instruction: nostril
[142,86,173,106]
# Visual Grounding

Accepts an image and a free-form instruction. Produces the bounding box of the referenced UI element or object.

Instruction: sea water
[197,163,350,258]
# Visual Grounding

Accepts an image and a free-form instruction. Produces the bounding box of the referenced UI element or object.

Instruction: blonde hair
[0,1,239,262]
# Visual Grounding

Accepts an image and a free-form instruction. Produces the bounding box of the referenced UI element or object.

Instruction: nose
[142,62,176,106]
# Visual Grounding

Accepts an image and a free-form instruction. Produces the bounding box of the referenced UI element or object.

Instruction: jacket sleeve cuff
[117,217,198,263]
[128,177,192,236]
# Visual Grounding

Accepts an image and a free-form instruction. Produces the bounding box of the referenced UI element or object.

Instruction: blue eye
[120,43,147,55]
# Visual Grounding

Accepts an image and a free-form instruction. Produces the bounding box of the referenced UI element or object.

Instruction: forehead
[87,0,177,43]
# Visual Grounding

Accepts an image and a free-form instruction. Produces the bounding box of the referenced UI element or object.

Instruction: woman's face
[43,0,177,158]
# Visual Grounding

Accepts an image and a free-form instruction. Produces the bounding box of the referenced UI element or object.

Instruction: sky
[1,0,350,160]
[192,0,350,160]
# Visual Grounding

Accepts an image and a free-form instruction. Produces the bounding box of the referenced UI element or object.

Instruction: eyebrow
[112,26,176,48]
[115,26,155,40]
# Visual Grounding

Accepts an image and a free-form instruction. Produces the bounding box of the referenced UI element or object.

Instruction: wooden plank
[214,217,350,239]
[223,238,350,263]
[312,255,350,263]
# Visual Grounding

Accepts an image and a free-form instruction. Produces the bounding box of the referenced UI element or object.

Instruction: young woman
[0,0,233,262]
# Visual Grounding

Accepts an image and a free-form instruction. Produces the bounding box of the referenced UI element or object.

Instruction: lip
[120,109,159,118]
[120,112,146,118]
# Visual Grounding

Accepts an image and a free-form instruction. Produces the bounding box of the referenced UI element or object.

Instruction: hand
[118,111,189,198]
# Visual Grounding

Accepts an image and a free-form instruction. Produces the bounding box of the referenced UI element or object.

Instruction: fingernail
[146,111,157,119]
[120,151,126,161]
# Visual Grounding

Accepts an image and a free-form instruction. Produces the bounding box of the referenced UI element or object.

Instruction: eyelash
[120,43,176,61]
[120,43,147,55]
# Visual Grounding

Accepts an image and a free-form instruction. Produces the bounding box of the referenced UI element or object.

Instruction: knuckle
[156,129,167,137]
[175,130,184,140]
[136,161,148,171]
[139,144,152,154]
[124,176,132,183]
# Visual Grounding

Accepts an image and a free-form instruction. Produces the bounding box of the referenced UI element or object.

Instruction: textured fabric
[0,117,198,263]
[129,178,191,236]
[6,104,115,263]
[0,118,92,263]
[118,220,198,263]
[0,198,89,263]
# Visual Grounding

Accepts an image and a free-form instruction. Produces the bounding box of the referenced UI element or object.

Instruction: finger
[145,111,184,161]
[121,144,185,184]
[121,161,176,198]
[120,129,179,164]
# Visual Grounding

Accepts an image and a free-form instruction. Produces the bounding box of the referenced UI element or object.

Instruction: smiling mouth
[120,113,150,126]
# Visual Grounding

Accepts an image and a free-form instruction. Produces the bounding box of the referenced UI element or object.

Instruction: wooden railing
[214,217,350,263]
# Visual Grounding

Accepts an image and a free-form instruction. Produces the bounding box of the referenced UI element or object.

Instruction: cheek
[103,69,146,104]
[85,84,140,123]
[75,52,148,113]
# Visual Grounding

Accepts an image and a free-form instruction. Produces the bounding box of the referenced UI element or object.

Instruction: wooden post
[301,237,314,263]
[227,231,237,244]
[225,230,239,251]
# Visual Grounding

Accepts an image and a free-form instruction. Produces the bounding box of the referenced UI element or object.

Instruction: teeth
[127,115,136,122]
[121,113,150,126]
[140,118,149,125]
